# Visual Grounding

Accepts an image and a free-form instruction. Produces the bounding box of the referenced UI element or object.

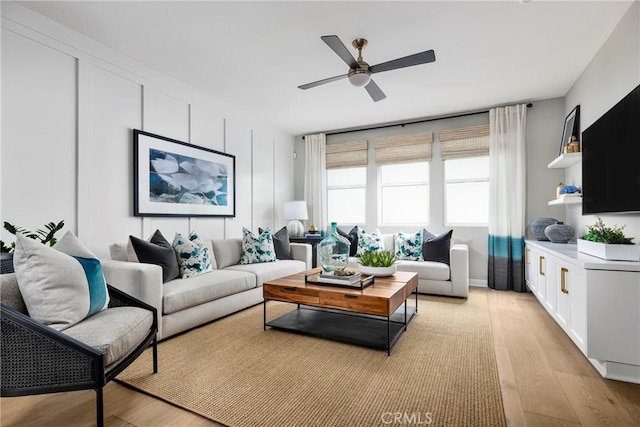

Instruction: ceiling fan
[298,35,436,102]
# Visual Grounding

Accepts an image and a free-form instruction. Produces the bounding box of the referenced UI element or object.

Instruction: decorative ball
[530,217,559,241]
[544,222,575,244]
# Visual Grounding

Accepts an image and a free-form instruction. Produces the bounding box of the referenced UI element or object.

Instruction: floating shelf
[548,152,582,169]
[548,197,582,206]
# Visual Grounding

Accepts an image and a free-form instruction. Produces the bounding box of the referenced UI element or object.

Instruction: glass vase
[318,222,350,272]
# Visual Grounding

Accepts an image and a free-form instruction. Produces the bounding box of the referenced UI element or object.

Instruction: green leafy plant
[357,250,397,267]
[582,217,634,245]
[0,220,65,253]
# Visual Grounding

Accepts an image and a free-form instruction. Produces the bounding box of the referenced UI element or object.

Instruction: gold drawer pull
[561,267,569,294]
[539,256,545,276]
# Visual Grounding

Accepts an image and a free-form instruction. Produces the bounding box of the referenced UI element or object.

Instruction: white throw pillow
[356,229,385,256]
[172,231,214,278]
[239,227,276,264]
[13,231,110,331]
[395,230,423,261]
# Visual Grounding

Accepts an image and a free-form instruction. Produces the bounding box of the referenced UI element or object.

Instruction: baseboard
[470,279,488,288]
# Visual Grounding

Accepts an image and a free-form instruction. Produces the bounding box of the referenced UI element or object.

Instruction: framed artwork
[133,129,235,217]
[559,105,580,155]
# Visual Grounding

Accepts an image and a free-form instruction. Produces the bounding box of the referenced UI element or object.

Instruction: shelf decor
[577,217,639,261]
[133,130,235,217]
[559,105,580,156]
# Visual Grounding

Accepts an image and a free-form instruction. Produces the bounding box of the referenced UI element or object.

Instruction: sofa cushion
[13,232,110,331]
[162,270,256,315]
[356,229,385,256]
[172,231,213,278]
[397,260,451,281]
[422,229,453,265]
[0,273,28,314]
[240,227,277,264]
[225,259,305,287]
[129,230,180,282]
[63,306,153,366]
[211,238,242,269]
[395,230,423,261]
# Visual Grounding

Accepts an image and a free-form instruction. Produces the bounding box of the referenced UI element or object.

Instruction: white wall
[1,3,294,258]
[293,98,563,284]
[564,1,640,240]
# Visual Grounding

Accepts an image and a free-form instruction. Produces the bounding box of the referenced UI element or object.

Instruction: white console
[525,240,640,384]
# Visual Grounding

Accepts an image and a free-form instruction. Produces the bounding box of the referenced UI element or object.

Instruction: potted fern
[357,250,398,277]
[577,217,639,261]
[0,220,65,274]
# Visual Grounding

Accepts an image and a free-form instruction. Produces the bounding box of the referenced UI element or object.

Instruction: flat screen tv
[582,84,640,214]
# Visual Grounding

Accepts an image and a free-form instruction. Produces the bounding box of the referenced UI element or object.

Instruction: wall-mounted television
[582,84,640,214]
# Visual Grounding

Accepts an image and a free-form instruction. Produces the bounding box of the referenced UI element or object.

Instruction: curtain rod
[302,103,533,139]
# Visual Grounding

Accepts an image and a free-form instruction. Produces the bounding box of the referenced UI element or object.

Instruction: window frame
[377,161,430,227]
[326,166,367,225]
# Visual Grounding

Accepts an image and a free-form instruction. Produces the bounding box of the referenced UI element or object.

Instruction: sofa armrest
[290,243,312,270]
[101,259,163,323]
[450,244,470,298]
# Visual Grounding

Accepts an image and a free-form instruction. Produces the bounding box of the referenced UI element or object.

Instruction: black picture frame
[559,105,580,155]
[133,129,235,217]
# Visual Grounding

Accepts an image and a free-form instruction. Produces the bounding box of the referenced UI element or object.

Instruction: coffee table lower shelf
[264,304,416,355]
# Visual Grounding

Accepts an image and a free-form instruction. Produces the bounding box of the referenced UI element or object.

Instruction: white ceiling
[19,1,634,136]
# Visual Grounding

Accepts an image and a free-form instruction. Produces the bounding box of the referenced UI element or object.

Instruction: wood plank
[523,411,582,426]
[494,345,527,427]
[555,372,637,426]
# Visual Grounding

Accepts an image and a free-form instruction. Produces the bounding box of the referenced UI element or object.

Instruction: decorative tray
[304,268,375,290]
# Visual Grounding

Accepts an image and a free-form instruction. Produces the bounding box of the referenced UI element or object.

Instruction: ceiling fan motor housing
[348,61,371,87]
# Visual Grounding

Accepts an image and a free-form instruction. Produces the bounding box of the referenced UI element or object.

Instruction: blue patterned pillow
[240,227,276,264]
[356,229,385,256]
[395,231,423,261]
[173,231,213,278]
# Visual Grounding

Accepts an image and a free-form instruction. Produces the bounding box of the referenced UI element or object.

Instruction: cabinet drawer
[263,285,319,304]
[319,292,388,316]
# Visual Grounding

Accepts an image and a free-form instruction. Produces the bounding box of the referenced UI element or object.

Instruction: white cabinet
[525,240,640,383]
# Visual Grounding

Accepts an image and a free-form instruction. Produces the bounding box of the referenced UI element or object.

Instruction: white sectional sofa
[103,238,311,340]
[347,233,469,298]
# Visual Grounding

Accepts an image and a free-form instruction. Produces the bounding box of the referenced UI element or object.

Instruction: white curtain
[304,133,327,234]
[488,104,527,291]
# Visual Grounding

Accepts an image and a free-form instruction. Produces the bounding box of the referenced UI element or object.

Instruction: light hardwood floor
[2,288,639,426]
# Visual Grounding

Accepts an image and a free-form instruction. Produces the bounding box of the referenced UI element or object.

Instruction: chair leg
[152,335,158,374]
[96,387,104,427]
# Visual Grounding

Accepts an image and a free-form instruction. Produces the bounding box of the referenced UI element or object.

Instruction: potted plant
[1,220,65,274]
[577,217,639,261]
[357,250,398,277]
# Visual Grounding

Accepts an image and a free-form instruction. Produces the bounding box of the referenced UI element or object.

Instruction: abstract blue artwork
[134,130,235,217]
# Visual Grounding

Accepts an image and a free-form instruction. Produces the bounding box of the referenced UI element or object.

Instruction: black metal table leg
[404,302,408,331]
[387,316,391,356]
[415,289,418,312]
[263,299,267,330]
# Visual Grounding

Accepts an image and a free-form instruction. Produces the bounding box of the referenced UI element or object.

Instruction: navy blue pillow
[337,226,359,257]
[422,229,453,265]
[129,230,180,282]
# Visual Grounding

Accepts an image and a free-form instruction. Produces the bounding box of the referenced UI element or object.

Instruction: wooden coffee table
[263,270,418,355]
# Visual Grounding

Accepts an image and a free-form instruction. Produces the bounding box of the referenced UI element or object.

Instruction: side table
[289,236,323,268]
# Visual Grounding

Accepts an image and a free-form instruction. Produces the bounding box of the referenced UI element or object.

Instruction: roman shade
[374,132,433,164]
[325,140,368,169]
[439,124,490,160]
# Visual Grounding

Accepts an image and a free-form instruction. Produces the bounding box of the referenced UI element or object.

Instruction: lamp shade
[283,201,308,220]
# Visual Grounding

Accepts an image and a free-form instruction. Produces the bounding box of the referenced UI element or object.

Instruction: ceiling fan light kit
[298,35,436,102]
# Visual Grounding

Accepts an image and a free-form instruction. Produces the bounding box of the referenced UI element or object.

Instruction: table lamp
[284,201,308,237]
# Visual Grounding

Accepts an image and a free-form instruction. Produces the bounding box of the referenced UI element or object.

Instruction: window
[444,156,489,225]
[327,167,366,224]
[379,162,429,225]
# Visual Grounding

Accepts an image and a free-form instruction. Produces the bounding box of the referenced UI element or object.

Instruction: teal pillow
[356,229,385,256]
[172,231,213,278]
[13,231,110,331]
[395,230,423,261]
[240,227,276,264]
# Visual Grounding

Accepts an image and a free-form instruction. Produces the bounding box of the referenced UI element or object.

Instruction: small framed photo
[133,129,235,217]
[559,105,580,155]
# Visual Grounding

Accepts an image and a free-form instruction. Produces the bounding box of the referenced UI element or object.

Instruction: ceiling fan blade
[321,35,359,69]
[365,80,386,102]
[298,74,348,90]
[369,50,436,74]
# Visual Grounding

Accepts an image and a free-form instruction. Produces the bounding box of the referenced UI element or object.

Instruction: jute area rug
[117,291,505,427]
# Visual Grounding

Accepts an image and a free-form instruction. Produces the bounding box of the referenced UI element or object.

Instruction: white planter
[577,239,640,262]
[358,264,397,277]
